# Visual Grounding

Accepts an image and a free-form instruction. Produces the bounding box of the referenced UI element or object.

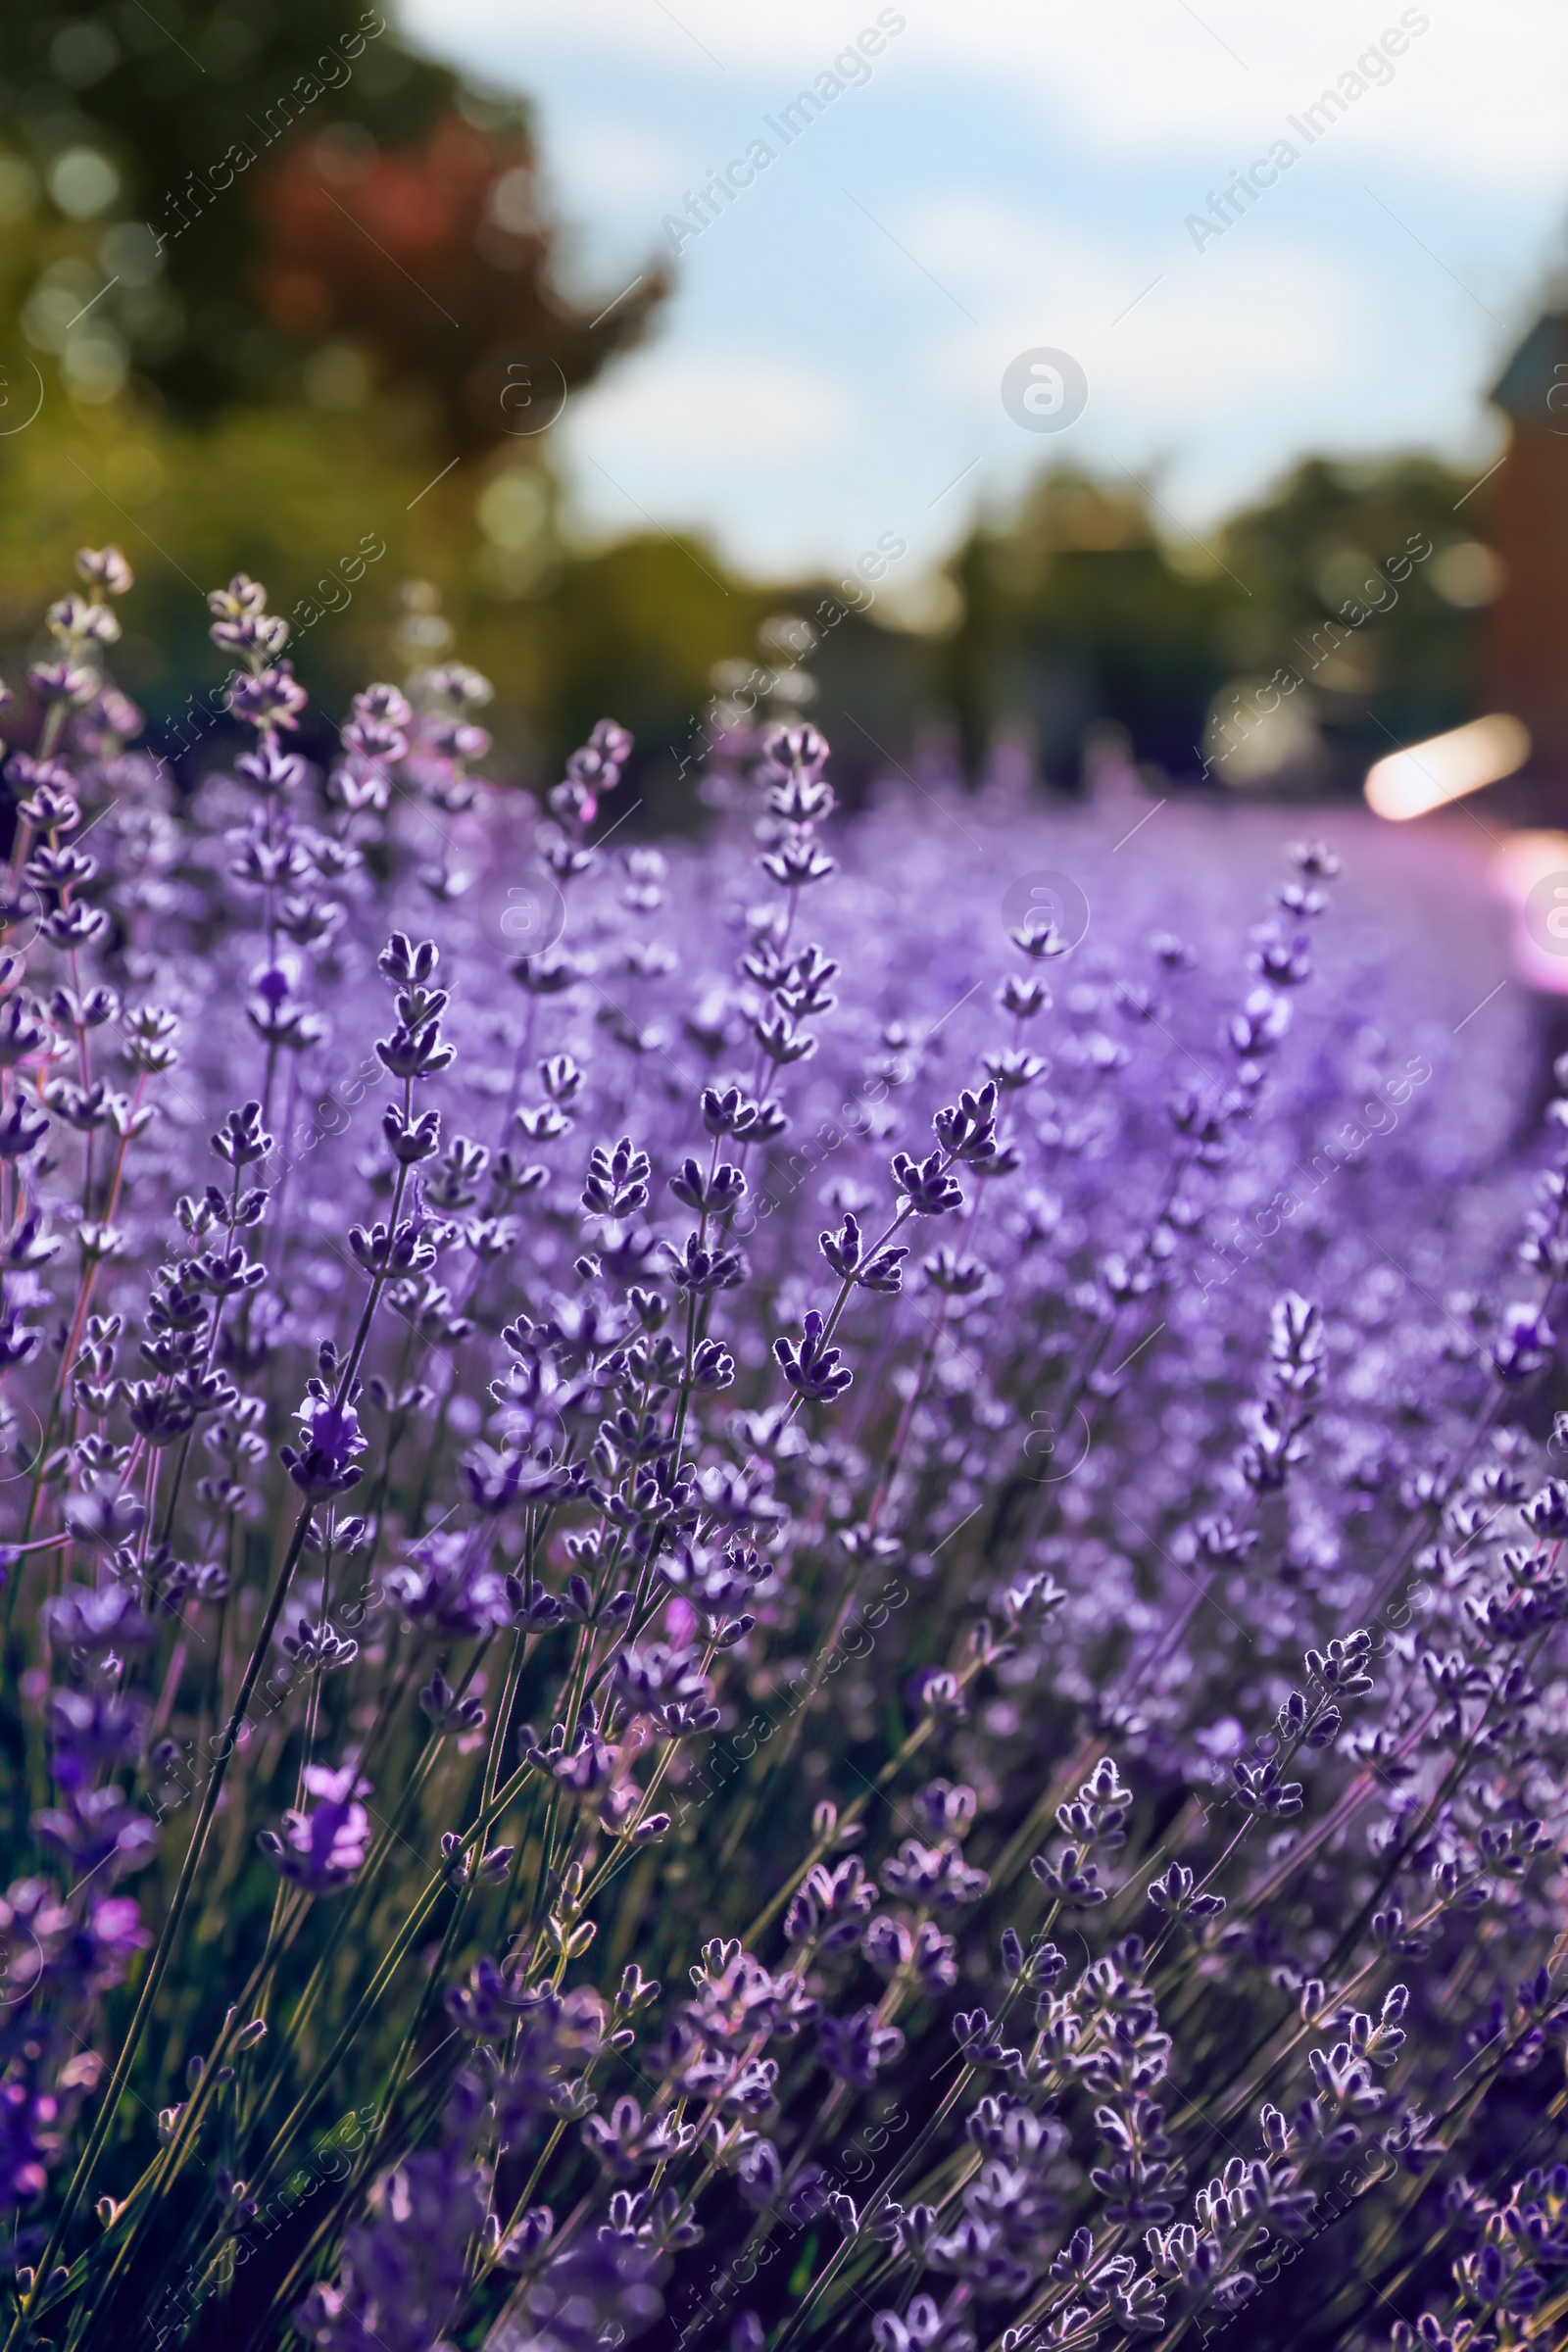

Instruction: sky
[399,0,1568,599]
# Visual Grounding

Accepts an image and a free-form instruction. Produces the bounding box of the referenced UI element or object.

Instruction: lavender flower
[0,550,1564,2352]
[258,1764,372,1895]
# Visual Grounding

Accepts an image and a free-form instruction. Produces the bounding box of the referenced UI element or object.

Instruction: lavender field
[0,552,1565,2352]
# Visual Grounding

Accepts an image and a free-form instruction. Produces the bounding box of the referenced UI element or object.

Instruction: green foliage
[0,400,452,716]
[938,471,1239,779]
[1214,453,1488,751]
[0,0,469,418]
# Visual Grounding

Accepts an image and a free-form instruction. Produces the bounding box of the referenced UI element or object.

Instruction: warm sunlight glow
[1364,713,1531,819]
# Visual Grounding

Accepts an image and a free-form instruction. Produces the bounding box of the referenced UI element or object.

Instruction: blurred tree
[0,0,668,773]
[465,530,777,816]
[0,0,662,435]
[931,459,1494,791]
[1212,453,1490,786]
[937,471,1241,784]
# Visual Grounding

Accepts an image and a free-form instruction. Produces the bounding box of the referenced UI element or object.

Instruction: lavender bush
[0,549,1565,2352]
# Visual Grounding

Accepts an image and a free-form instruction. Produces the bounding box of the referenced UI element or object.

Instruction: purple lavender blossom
[258,1764,372,1895]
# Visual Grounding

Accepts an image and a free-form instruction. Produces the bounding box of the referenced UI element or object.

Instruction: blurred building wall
[1485,310,1568,804]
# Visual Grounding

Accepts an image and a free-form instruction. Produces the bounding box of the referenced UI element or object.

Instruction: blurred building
[1484,309,1568,805]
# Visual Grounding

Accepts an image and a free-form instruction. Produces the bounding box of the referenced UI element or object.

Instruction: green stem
[6,1501,317,2350]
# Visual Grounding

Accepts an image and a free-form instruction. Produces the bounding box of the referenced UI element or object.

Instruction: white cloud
[407,0,1568,190]
[905,194,1360,420]
[559,350,857,471]
[542,117,689,212]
